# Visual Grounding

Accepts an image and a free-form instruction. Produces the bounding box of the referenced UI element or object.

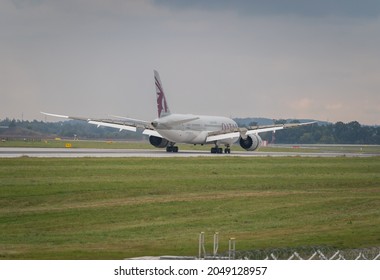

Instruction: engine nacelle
[239,134,262,151]
[149,135,170,148]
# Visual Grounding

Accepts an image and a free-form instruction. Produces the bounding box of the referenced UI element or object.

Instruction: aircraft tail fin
[154,70,170,118]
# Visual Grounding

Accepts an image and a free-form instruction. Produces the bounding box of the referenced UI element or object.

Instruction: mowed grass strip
[0,157,379,259]
[3,139,380,154]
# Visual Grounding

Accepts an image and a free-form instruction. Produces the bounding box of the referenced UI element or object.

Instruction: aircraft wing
[206,121,316,143]
[142,128,163,138]
[206,131,240,142]
[41,112,152,132]
[109,115,152,128]
[245,121,316,135]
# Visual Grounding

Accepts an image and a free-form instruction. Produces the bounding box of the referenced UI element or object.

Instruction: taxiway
[0,147,378,158]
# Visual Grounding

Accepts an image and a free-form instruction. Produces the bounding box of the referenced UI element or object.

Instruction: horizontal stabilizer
[152,117,200,129]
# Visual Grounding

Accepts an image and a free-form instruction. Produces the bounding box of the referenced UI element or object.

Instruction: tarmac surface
[0,147,378,158]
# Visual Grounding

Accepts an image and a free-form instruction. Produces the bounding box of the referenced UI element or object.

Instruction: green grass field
[0,157,379,259]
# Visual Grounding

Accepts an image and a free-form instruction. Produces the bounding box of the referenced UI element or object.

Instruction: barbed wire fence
[198,232,380,260]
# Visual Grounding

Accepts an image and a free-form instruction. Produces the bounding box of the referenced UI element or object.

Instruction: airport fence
[220,246,380,260]
[197,232,380,260]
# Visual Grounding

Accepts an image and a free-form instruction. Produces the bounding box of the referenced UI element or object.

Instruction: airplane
[42,70,315,153]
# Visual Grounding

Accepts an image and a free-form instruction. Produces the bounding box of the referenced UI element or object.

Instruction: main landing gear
[211,145,231,154]
[166,145,179,152]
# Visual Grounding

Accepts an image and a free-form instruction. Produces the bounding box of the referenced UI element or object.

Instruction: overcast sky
[1,0,379,124]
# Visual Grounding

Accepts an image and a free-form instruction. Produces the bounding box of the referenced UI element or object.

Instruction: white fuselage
[153,114,239,145]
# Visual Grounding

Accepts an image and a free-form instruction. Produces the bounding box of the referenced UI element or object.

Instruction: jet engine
[239,134,262,151]
[149,135,170,148]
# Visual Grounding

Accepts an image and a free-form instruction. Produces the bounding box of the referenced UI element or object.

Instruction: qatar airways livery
[42,70,314,153]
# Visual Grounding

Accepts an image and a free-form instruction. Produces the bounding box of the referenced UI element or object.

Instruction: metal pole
[199,232,205,259]
[229,238,236,260]
[213,232,219,256]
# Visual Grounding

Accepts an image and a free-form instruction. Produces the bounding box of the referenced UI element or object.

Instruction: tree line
[268,121,380,145]
[1,118,379,144]
[255,120,380,145]
[0,118,143,141]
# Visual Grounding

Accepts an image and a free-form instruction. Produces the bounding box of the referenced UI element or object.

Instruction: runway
[0,147,378,158]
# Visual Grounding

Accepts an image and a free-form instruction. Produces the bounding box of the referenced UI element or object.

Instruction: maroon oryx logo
[155,77,169,117]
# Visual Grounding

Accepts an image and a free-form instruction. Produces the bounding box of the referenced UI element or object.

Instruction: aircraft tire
[166,146,179,152]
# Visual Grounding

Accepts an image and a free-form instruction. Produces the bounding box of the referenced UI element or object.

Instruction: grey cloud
[11,0,44,9]
[155,0,380,18]
[1,0,379,124]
